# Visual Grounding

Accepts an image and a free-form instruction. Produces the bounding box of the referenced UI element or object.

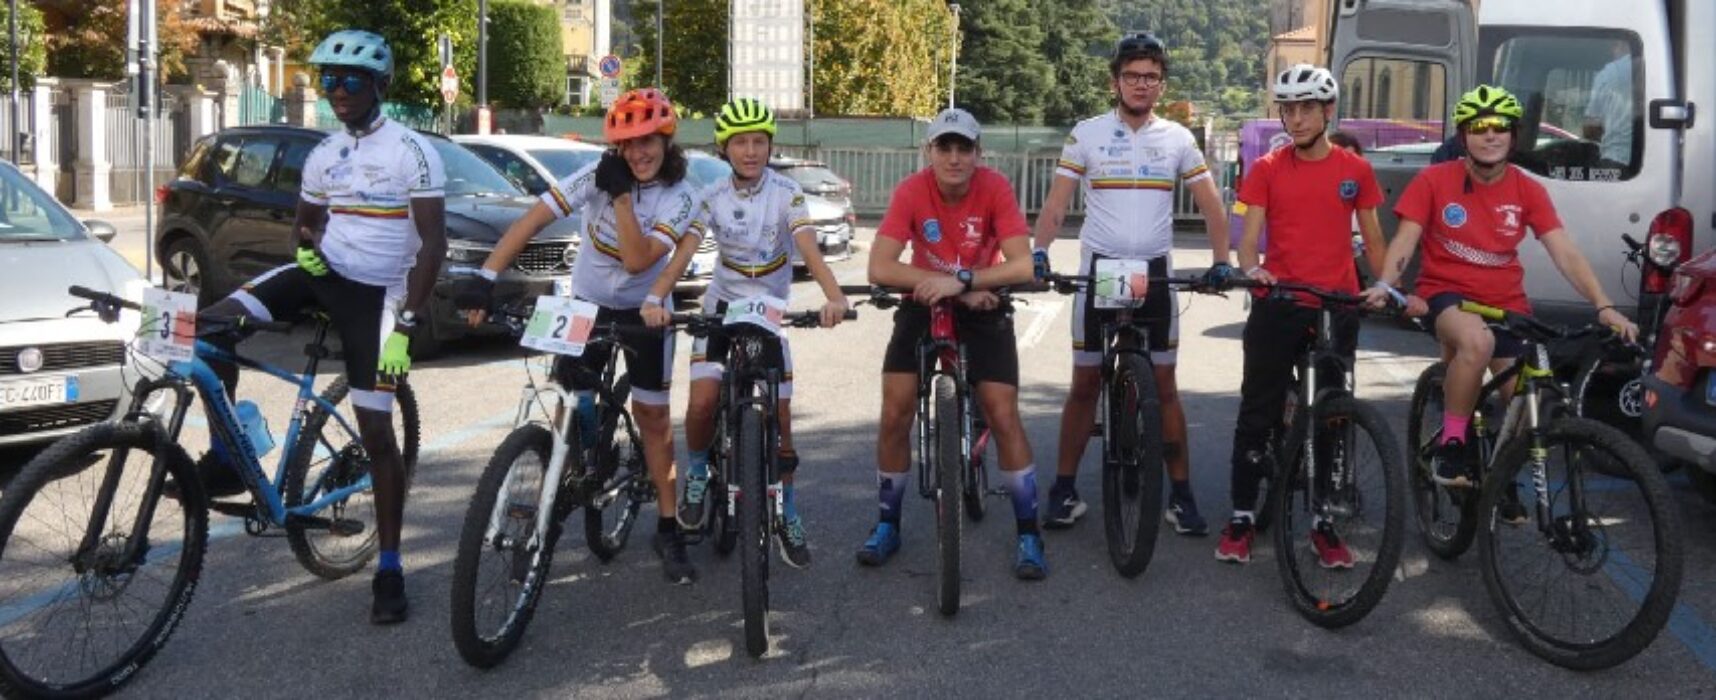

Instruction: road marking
[1017,299,1064,350]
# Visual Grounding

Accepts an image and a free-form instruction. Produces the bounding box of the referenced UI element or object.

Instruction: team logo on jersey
[791,194,805,207]
[1113,129,1125,139]
[923,218,943,243]
[339,147,351,159]
[1339,179,1358,201]
[733,207,745,220]
[1064,134,1078,145]
[1442,203,1468,228]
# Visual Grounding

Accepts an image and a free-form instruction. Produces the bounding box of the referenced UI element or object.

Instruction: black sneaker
[1043,487,1088,530]
[1431,440,1472,489]
[778,516,812,569]
[653,531,698,585]
[1498,484,1529,525]
[370,569,408,625]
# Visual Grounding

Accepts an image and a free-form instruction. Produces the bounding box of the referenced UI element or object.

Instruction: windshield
[0,163,85,241]
[528,148,602,180]
[428,139,525,197]
[687,156,733,189]
[779,165,844,191]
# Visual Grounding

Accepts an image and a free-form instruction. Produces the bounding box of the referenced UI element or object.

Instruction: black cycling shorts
[881,301,1019,386]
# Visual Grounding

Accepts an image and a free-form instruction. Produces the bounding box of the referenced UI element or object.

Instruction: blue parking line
[1606,548,1716,673]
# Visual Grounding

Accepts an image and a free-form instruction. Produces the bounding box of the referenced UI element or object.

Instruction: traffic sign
[598,54,622,79]
[440,65,459,105]
[598,78,622,108]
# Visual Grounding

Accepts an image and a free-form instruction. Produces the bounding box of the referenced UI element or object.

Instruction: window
[215,138,278,188]
[1480,28,1642,181]
[468,144,551,195]
[1338,57,1447,152]
[274,138,316,194]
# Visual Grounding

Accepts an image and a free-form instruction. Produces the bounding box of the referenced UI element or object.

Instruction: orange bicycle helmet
[604,88,678,142]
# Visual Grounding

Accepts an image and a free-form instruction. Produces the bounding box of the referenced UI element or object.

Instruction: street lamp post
[655,0,663,88]
[948,2,960,109]
[9,0,19,161]
[478,0,488,107]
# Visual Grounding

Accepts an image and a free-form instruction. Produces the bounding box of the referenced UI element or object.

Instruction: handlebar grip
[843,308,859,321]
[68,285,142,311]
[838,284,875,295]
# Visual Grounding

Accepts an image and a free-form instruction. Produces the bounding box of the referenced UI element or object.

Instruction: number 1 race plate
[1092,259,1152,309]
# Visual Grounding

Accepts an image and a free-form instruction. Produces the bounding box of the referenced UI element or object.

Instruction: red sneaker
[1311,521,1355,569]
[1215,517,1255,564]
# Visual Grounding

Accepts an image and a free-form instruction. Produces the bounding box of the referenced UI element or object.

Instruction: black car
[156,125,578,355]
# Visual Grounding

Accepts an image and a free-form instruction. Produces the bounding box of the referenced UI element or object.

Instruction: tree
[0,1,46,91]
[956,0,1053,124]
[1103,0,1270,114]
[488,0,563,109]
[629,0,727,114]
[261,0,328,63]
[44,0,198,81]
[810,0,949,116]
[1037,0,1115,125]
[314,0,479,107]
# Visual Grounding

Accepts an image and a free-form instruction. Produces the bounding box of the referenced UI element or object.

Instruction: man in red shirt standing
[1217,65,1389,566]
[856,108,1045,579]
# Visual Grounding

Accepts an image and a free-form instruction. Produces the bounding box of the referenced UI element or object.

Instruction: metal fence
[315,102,445,133]
[236,86,284,126]
[105,91,181,205]
[0,93,36,163]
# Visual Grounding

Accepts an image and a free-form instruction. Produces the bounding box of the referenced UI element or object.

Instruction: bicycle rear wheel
[1271,396,1405,628]
[737,405,771,657]
[932,374,964,617]
[585,376,647,561]
[284,376,421,579]
[449,425,559,669]
[1478,417,1683,670]
[0,421,208,698]
[1406,362,1476,559]
[1104,352,1164,578]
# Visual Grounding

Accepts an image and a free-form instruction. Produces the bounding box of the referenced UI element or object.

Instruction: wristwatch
[396,309,419,329]
[956,268,974,292]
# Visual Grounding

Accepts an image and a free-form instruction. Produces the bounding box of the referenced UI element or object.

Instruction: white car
[455,134,718,296]
[0,160,150,447]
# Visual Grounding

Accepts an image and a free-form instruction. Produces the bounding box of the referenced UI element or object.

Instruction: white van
[1326,0,1714,319]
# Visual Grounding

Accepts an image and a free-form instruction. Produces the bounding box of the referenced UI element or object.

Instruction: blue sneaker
[1164,493,1209,536]
[1015,533,1047,580]
[855,522,901,567]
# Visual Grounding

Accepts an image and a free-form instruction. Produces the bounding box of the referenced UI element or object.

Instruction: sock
[1231,510,1256,525]
[782,483,799,521]
[1441,412,1470,446]
[575,391,598,445]
[688,449,710,478]
[657,516,676,535]
[1170,479,1194,503]
[1052,474,1077,495]
[878,470,909,525]
[378,549,402,573]
[1004,467,1039,535]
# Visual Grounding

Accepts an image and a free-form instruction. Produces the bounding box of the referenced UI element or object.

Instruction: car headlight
[446,240,492,264]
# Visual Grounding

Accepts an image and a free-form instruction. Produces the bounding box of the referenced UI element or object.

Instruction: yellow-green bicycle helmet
[1452,85,1524,128]
[714,98,777,146]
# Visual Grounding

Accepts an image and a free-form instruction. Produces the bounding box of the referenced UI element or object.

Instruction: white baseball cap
[926,107,982,143]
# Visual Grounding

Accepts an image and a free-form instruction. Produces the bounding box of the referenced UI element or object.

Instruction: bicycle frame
[916,302,977,500]
[1479,342,1566,532]
[719,327,785,525]
[1285,305,1359,517]
[1096,308,1154,464]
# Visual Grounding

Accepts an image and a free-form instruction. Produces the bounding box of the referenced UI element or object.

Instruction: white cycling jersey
[541,160,702,308]
[1055,111,1210,260]
[299,117,446,294]
[698,169,816,302]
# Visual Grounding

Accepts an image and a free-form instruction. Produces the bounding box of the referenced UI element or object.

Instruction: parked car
[1642,246,1716,503]
[155,125,577,356]
[769,156,858,264]
[0,159,151,447]
[458,133,718,297]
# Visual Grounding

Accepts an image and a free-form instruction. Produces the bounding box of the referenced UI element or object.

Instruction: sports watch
[956,268,974,292]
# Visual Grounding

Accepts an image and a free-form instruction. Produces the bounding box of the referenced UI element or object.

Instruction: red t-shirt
[1394,161,1563,313]
[1238,146,1383,302]
[877,167,1029,272]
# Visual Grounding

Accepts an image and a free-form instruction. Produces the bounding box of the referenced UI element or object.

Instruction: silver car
[0,160,147,447]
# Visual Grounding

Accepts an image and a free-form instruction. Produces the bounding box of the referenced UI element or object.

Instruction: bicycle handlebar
[68,285,295,335]
[1458,299,1633,347]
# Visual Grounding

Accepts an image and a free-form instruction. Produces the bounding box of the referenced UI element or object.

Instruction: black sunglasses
[1116,32,1165,55]
[320,72,371,96]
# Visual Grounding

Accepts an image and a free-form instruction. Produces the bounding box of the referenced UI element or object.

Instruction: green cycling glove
[296,245,330,277]
[379,331,411,376]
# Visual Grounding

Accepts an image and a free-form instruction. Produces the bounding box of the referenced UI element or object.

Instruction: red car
[1643,242,1716,503]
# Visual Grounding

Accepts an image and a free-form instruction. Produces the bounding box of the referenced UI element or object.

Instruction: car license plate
[0,375,77,411]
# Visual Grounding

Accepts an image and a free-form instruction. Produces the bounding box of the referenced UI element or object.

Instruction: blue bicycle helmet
[309,30,394,80]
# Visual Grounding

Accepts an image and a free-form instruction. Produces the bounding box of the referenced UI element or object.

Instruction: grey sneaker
[778,516,812,569]
[676,470,711,530]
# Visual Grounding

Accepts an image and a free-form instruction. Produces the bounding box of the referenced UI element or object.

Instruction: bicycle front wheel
[737,405,771,657]
[0,421,208,698]
[449,425,558,669]
[1406,362,1476,559]
[1478,417,1684,670]
[1271,396,1405,628]
[284,376,421,580]
[1105,352,1164,578]
[585,378,647,561]
[932,374,964,617]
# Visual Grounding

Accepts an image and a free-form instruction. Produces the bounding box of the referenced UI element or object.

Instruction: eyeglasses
[320,72,370,96]
[1119,71,1164,88]
[1464,116,1515,135]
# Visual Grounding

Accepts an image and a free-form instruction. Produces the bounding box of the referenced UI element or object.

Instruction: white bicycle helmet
[1272,64,1339,103]
[310,30,394,81]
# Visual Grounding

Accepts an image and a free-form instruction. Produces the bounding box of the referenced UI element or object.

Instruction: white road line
[1018,299,1064,349]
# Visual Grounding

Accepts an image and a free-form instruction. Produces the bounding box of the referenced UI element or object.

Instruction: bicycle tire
[586,376,645,562]
[1477,416,1684,670]
[1406,362,1476,559]
[1105,352,1164,578]
[0,421,208,698]
[1271,396,1406,628]
[933,374,963,617]
[1570,355,1644,478]
[963,428,988,523]
[449,425,559,669]
[285,376,421,579]
[738,405,771,657]
[709,412,738,557]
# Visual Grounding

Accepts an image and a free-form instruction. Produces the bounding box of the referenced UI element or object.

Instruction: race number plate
[139,288,198,363]
[1092,259,1152,309]
[723,295,786,335]
[520,296,598,356]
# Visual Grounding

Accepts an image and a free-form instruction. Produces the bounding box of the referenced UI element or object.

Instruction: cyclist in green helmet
[642,97,850,568]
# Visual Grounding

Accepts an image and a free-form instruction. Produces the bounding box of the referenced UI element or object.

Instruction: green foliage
[1037,0,1116,125]
[1104,0,1269,114]
[488,0,563,109]
[0,1,46,91]
[45,0,197,81]
[955,0,1053,124]
[313,0,479,108]
[810,0,950,116]
[628,0,727,113]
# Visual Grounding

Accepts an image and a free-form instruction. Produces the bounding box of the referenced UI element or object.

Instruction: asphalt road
[5,219,1716,697]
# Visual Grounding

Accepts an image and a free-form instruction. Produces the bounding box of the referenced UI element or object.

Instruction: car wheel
[162,236,210,301]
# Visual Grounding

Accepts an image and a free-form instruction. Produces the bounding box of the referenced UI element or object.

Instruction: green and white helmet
[309,30,394,81]
[714,98,777,146]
